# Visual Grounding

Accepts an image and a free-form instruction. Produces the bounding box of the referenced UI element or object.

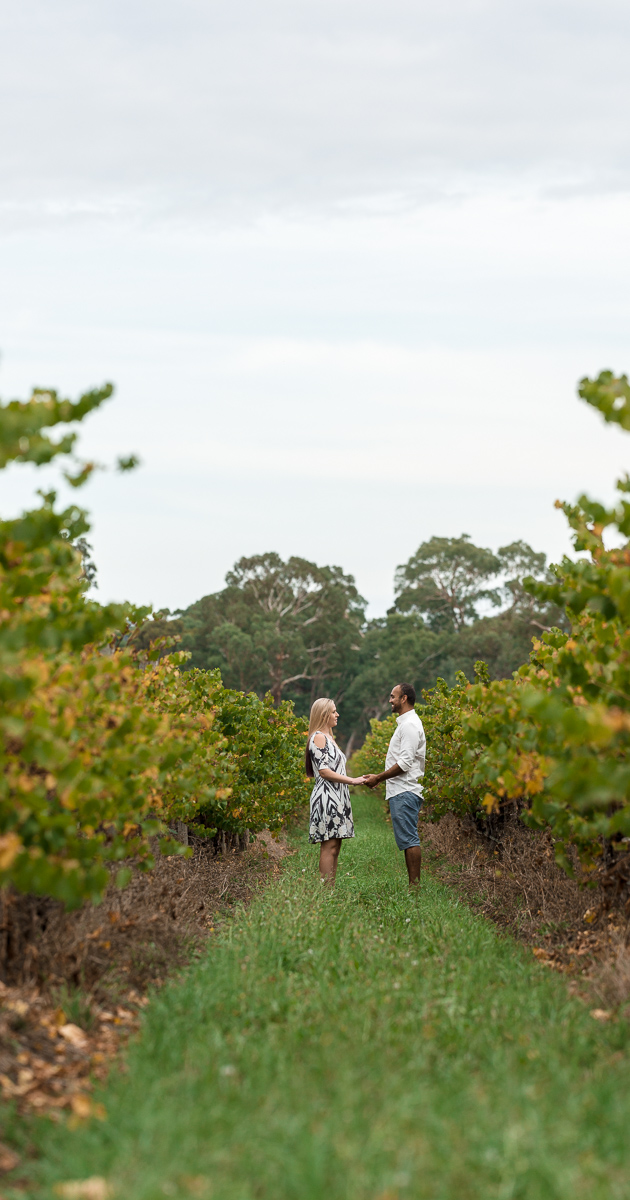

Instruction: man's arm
[365,723,421,789]
[364,763,403,789]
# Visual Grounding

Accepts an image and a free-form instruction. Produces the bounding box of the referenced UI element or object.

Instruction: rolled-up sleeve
[395,722,421,771]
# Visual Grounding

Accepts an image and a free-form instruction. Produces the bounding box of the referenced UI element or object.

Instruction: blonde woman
[305,697,366,884]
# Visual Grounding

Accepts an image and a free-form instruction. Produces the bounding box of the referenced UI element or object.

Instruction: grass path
[20,796,630,1199]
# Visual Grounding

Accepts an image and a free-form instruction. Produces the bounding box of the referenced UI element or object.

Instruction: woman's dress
[308,732,355,844]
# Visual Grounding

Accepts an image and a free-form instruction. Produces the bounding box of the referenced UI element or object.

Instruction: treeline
[355,371,630,885]
[141,538,565,753]
[0,386,309,907]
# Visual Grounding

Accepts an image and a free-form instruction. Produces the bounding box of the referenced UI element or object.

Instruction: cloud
[2,0,630,227]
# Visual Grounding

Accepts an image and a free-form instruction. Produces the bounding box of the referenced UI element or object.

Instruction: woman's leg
[319,838,342,885]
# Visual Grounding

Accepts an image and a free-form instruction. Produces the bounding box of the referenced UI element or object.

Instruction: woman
[305,697,366,884]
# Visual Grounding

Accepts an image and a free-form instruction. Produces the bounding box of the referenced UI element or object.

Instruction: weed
[50,984,97,1032]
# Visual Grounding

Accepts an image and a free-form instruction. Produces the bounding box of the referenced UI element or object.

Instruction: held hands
[348,775,369,786]
[363,774,380,789]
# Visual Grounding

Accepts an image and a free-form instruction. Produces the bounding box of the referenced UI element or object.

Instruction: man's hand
[364,773,380,789]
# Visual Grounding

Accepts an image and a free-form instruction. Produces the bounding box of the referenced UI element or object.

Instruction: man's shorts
[388,790,423,851]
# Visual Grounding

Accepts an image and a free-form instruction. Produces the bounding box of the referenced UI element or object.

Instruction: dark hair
[397,682,416,707]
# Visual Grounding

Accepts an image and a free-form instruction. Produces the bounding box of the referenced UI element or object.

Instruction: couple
[305,683,426,887]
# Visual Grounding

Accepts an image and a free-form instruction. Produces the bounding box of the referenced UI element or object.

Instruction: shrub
[0,384,307,907]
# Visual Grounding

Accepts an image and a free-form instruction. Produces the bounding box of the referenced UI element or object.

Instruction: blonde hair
[305,697,336,777]
[308,697,335,738]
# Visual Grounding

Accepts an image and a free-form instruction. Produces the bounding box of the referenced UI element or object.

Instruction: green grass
[14,796,630,1199]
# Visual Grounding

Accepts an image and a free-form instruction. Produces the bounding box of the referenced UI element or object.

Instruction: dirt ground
[420,808,630,1015]
[0,831,291,1127]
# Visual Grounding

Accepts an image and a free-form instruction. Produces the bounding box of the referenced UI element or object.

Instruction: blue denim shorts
[389,790,423,851]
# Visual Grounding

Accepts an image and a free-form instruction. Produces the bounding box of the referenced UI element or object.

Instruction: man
[364,683,426,887]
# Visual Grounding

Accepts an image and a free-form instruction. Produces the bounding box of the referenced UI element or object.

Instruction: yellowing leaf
[59,1023,89,1049]
[0,832,22,870]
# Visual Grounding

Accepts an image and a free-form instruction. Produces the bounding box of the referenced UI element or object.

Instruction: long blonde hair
[305,697,336,776]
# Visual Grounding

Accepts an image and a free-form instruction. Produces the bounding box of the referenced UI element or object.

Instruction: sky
[1,0,630,616]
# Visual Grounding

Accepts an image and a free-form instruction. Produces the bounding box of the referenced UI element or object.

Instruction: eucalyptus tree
[180,552,366,711]
[393,534,502,630]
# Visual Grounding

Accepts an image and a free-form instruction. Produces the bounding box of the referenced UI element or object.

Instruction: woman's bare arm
[312,732,365,785]
[319,767,366,786]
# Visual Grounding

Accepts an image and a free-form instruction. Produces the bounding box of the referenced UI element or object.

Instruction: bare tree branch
[280,670,313,688]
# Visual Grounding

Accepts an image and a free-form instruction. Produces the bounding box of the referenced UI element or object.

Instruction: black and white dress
[308,732,355,844]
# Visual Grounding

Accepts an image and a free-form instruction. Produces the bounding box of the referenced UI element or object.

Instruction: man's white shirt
[385,709,426,799]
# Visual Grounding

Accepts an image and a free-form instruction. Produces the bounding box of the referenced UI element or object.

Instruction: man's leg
[404,844,422,887]
[389,792,422,888]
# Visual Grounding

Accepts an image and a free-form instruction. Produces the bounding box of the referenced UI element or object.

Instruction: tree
[497,540,552,618]
[337,535,563,751]
[446,608,557,683]
[445,542,565,680]
[178,552,366,711]
[393,535,502,630]
[338,613,449,753]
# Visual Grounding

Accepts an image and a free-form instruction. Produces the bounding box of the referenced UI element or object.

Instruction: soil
[0,831,291,1126]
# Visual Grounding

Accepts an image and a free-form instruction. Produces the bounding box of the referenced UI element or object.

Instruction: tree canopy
[393,534,502,630]
[147,534,564,751]
[176,552,366,709]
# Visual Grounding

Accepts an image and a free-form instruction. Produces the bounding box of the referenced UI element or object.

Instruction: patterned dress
[308,732,355,844]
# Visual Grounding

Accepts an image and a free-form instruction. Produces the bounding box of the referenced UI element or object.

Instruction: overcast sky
[1,0,630,615]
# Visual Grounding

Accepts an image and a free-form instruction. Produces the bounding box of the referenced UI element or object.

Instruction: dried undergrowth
[591,940,630,1009]
[420,809,630,1014]
[0,832,290,1122]
[1,831,289,994]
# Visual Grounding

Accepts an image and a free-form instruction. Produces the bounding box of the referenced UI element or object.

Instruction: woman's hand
[319,768,369,786]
